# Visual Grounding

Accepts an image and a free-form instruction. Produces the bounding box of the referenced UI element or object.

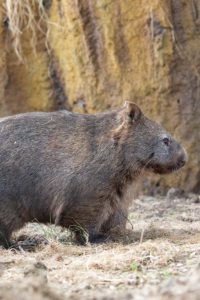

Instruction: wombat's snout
[162,134,188,170]
[145,134,188,174]
[177,147,188,168]
[168,140,188,172]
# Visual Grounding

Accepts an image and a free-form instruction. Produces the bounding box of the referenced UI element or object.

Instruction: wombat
[0,102,187,247]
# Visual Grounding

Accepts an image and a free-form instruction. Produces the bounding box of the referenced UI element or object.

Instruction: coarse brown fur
[0,102,187,247]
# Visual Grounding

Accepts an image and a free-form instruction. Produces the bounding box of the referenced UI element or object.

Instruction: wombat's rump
[0,102,187,247]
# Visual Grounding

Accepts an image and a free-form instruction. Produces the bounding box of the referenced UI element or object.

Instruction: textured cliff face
[0,0,199,192]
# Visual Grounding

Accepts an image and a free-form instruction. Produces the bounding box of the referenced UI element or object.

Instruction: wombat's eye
[163,137,170,146]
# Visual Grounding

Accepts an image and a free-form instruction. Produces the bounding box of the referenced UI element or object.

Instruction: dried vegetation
[0,191,200,299]
[3,0,49,60]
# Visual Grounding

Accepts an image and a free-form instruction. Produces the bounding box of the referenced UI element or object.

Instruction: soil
[0,189,200,300]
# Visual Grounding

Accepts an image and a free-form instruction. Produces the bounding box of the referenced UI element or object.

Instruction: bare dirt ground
[0,189,200,300]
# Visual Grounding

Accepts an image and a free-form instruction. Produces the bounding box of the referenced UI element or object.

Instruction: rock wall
[0,0,199,192]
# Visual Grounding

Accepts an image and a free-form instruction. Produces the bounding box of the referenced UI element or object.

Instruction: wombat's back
[0,110,112,168]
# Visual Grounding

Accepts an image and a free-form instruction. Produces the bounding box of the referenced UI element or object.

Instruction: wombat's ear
[113,102,142,139]
[123,101,142,123]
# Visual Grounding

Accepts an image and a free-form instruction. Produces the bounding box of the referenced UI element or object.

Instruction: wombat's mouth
[147,158,186,175]
[144,152,187,174]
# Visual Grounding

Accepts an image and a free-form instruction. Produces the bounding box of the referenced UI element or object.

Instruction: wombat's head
[114,102,187,174]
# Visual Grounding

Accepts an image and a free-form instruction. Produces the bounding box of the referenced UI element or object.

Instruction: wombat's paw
[107,227,137,244]
[167,188,186,200]
[89,234,108,244]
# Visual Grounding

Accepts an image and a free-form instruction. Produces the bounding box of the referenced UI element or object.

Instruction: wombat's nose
[178,158,186,168]
[178,148,188,167]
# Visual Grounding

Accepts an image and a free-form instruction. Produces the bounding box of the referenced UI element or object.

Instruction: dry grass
[0,192,200,299]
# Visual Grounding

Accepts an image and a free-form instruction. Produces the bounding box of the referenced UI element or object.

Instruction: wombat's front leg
[74,225,108,245]
[88,232,108,244]
[101,207,128,234]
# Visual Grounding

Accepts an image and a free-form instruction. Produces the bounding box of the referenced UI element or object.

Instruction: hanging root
[3,0,49,61]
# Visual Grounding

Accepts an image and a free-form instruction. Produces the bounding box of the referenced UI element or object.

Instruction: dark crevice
[48,49,70,111]
[113,1,130,67]
[77,0,100,72]
[3,17,9,29]
[170,0,185,42]
[42,0,52,10]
